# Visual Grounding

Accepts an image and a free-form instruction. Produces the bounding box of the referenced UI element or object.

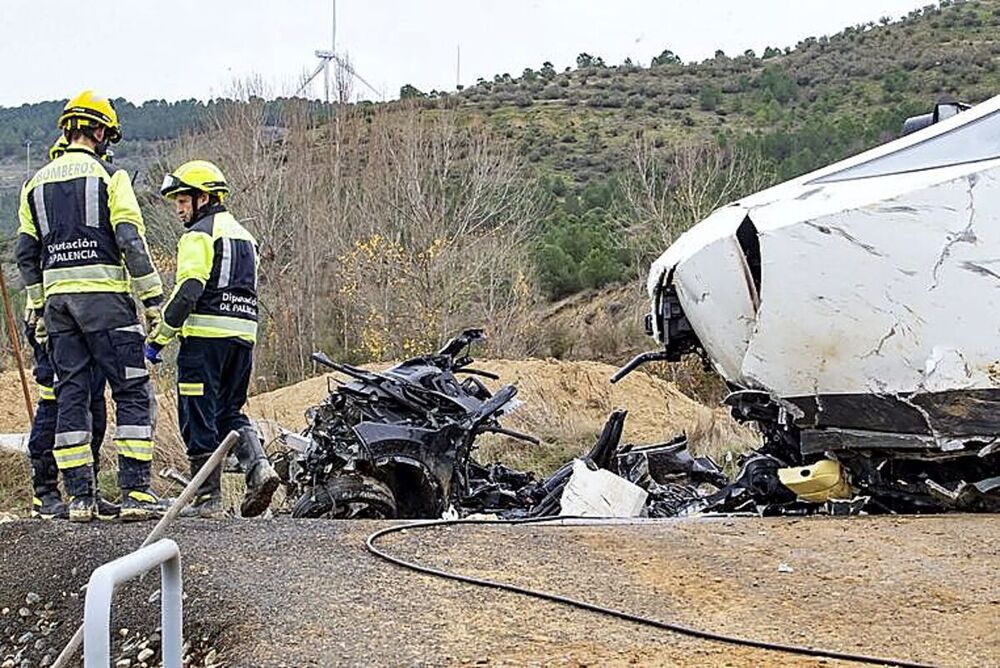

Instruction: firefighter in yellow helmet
[23,136,114,520]
[16,90,168,522]
[48,136,70,161]
[148,160,278,518]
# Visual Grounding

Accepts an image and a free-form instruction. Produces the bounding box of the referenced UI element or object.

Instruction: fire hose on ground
[43,430,940,667]
[366,517,937,668]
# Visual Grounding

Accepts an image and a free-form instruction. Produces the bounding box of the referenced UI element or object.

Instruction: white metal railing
[83,538,183,668]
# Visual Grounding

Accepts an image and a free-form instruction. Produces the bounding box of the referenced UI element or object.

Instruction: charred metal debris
[273,330,999,519]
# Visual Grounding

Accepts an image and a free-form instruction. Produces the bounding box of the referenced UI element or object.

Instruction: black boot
[31,491,67,520]
[181,455,224,519]
[121,488,170,521]
[95,497,121,521]
[63,466,96,523]
[235,427,279,518]
[30,455,66,520]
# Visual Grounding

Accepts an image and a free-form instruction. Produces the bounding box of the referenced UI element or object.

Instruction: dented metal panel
[743,169,1000,400]
[672,234,757,383]
[648,94,1000,438]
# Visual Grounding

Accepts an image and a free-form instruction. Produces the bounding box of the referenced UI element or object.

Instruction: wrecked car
[274,329,539,519]
[624,97,1000,512]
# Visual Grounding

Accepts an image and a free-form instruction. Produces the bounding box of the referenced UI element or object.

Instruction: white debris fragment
[278,431,312,454]
[560,459,648,518]
[0,433,30,455]
[777,563,794,574]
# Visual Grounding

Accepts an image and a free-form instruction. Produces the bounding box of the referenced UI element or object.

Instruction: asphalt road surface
[1,515,996,667]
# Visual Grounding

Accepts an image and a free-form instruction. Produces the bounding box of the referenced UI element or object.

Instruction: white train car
[632,98,1000,511]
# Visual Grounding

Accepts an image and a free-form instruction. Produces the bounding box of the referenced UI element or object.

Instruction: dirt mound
[537,283,649,361]
[0,358,753,509]
[247,358,753,456]
[0,358,746,452]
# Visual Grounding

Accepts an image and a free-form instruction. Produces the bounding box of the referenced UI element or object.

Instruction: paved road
[1,515,997,667]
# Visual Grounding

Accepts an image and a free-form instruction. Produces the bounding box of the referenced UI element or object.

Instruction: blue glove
[144,342,163,365]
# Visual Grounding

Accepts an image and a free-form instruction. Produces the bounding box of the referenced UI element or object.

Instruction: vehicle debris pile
[273,329,662,519]
[274,329,542,519]
[275,327,998,519]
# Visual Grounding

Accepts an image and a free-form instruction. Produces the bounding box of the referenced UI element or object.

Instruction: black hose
[366,517,938,668]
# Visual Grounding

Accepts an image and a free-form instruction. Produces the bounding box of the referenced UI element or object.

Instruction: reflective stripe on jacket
[158,206,258,345]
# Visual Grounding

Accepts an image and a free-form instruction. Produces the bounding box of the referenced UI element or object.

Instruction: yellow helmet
[58,90,121,143]
[160,160,230,200]
[48,135,70,161]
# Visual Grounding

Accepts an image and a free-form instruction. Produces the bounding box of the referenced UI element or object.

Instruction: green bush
[534,181,627,298]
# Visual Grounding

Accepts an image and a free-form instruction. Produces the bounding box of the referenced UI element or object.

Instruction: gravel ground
[0,515,997,667]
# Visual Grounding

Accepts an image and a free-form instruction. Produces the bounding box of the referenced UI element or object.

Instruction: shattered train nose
[646,93,1000,441]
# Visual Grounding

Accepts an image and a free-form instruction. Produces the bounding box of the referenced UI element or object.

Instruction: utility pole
[24,140,31,177]
[456,44,461,90]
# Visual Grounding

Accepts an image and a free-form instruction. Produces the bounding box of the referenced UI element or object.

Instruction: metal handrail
[83,538,183,668]
[53,431,239,668]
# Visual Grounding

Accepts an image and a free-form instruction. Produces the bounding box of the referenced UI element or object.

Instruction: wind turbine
[296,0,383,102]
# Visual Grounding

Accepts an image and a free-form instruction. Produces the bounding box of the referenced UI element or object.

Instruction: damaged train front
[627,97,1000,514]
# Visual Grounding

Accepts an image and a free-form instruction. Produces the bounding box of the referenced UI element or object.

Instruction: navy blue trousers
[49,323,153,492]
[25,323,107,494]
[177,337,252,457]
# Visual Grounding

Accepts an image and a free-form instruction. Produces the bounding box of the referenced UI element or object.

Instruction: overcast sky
[1,0,929,106]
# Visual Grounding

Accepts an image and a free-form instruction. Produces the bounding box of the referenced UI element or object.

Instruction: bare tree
[146,88,543,382]
[334,53,355,105]
[616,134,775,277]
[671,141,773,230]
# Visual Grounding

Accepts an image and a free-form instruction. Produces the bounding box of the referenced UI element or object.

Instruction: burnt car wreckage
[625,96,1000,513]
[274,329,537,519]
[273,99,1000,519]
[273,329,733,519]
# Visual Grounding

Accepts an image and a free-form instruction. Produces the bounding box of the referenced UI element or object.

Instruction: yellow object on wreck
[778,459,852,503]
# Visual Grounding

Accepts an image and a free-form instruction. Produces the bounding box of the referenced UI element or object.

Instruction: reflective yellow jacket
[153,205,258,346]
[15,144,162,310]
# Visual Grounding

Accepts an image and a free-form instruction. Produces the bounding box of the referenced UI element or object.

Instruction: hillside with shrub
[408,0,1000,298]
[449,0,999,183]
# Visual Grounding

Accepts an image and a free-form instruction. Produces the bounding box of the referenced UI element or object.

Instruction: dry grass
[0,370,190,514]
[0,452,30,513]
[476,388,758,477]
[476,396,604,476]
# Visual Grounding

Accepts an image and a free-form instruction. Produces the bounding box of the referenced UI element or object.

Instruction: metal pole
[0,263,34,421]
[52,430,240,668]
[324,60,330,104]
[328,0,336,104]
[160,543,184,668]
